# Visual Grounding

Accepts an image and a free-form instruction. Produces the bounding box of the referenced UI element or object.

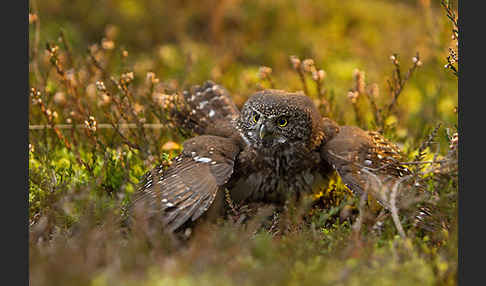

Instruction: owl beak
[259,124,268,140]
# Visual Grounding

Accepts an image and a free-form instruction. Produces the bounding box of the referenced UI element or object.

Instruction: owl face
[236,90,321,151]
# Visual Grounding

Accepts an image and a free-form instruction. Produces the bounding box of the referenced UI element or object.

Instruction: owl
[128,81,419,232]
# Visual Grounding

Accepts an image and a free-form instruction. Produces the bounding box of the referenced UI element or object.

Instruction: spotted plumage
[128,81,421,232]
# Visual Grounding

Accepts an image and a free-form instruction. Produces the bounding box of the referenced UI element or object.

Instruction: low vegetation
[29,0,458,285]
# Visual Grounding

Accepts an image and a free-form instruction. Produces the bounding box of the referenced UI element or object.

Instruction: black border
[459,0,472,285]
[2,0,29,285]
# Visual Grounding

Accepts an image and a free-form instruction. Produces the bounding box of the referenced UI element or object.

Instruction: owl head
[236,90,325,151]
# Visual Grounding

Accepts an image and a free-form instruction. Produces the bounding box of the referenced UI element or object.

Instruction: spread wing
[320,125,411,209]
[170,81,240,137]
[129,135,241,232]
[320,125,447,232]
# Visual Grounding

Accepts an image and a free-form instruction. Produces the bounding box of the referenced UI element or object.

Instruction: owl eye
[277,118,288,127]
[252,113,260,123]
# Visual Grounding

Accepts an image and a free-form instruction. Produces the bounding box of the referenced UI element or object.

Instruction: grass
[29,0,458,285]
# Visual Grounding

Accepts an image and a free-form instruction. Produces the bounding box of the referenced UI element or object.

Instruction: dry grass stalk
[385,53,422,120]
[289,55,330,115]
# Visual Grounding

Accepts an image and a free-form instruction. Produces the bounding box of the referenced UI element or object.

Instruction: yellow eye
[252,114,260,123]
[278,118,288,127]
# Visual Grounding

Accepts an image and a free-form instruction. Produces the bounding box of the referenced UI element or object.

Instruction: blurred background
[31,0,457,138]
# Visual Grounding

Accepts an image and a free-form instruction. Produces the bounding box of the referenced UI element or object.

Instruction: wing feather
[170,81,240,136]
[128,135,241,232]
[320,126,411,205]
[320,125,448,232]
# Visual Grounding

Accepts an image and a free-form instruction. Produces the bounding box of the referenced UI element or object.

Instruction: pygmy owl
[128,81,419,232]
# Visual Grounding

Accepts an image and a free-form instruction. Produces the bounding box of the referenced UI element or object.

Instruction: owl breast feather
[229,145,322,204]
